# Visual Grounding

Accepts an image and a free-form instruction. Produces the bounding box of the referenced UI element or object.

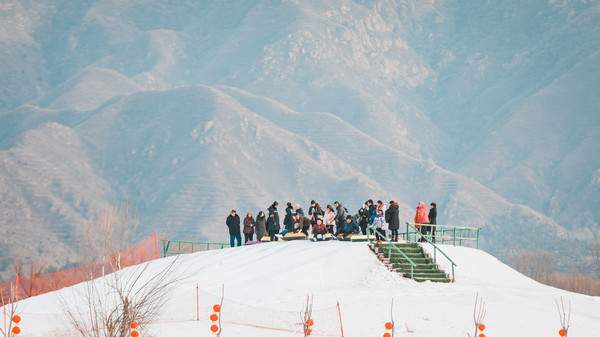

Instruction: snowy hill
[0,0,599,279]
[10,241,600,336]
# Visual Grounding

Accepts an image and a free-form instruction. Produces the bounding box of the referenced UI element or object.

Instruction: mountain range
[1,0,599,280]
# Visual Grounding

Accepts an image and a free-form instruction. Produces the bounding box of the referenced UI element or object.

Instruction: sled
[245,240,261,245]
[350,235,376,242]
[281,232,307,241]
[336,234,356,241]
[309,233,333,241]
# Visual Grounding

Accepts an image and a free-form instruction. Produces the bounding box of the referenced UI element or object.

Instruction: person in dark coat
[243,211,256,243]
[334,201,347,234]
[429,202,437,243]
[385,201,400,242]
[283,202,295,231]
[367,199,376,224]
[358,202,369,235]
[226,210,241,247]
[255,211,267,241]
[267,201,280,241]
[295,204,304,216]
[308,200,323,226]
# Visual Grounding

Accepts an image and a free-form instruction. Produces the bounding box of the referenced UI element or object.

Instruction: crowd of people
[225,199,438,247]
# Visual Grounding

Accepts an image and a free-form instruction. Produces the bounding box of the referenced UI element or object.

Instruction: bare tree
[300,294,314,337]
[59,202,184,337]
[591,237,600,280]
[467,292,486,337]
[0,286,20,337]
[512,249,556,280]
[555,297,571,337]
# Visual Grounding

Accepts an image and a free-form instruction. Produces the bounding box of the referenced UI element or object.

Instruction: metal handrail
[403,223,482,249]
[162,239,229,257]
[406,222,458,282]
[367,226,417,279]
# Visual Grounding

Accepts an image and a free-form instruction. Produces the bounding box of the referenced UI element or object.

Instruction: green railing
[403,223,481,249]
[162,239,229,257]
[406,222,457,282]
[367,227,417,280]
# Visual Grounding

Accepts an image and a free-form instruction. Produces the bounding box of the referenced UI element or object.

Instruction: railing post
[476,228,480,249]
[453,228,456,246]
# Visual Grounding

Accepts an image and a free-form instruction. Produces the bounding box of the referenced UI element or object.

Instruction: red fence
[0,233,159,303]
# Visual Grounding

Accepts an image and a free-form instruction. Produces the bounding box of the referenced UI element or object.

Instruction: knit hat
[346,215,352,220]
[231,209,236,213]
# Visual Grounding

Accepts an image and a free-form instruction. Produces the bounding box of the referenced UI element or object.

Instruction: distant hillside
[0,0,598,280]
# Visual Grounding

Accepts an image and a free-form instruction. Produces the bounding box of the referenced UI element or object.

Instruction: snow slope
[11,241,600,336]
[0,0,599,278]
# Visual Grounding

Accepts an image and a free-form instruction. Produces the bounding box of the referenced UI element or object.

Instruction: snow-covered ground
[7,241,600,336]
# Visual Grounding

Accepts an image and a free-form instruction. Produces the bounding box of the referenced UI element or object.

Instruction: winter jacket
[429,207,437,224]
[267,204,280,231]
[226,214,241,234]
[295,207,305,216]
[256,214,267,239]
[243,216,255,235]
[323,210,336,227]
[385,202,400,230]
[343,219,360,235]
[297,214,311,231]
[283,205,294,230]
[414,201,429,224]
[308,204,323,223]
[372,214,385,229]
[312,223,328,234]
[335,204,347,222]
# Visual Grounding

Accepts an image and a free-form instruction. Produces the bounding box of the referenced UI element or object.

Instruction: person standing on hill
[323,205,336,234]
[429,202,437,243]
[255,211,267,241]
[371,209,386,242]
[334,201,347,235]
[284,202,295,231]
[358,202,369,235]
[267,201,280,241]
[385,201,400,242]
[414,201,430,242]
[243,211,256,243]
[296,213,312,235]
[226,210,241,247]
[308,200,323,227]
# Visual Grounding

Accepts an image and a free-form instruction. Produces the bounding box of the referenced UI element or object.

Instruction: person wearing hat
[267,201,280,241]
[385,201,400,242]
[226,210,241,247]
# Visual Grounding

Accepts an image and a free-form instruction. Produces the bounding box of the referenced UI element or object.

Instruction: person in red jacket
[414,201,430,242]
[312,218,328,235]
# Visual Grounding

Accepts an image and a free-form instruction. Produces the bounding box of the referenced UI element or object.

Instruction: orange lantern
[131,321,138,329]
[385,322,393,330]
[210,324,219,333]
[306,319,314,326]
[479,334,486,337]
[478,323,485,331]
[559,329,567,336]
[12,315,21,324]
[213,304,221,312]
[12,326,21,335]
[307,328,312,336]
[383,333,391,337]
[131,331,139,337]
[210,314,219,322]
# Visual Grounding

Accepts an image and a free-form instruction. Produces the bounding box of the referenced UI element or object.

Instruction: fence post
[196,283,199,321]
[337,301,344,337]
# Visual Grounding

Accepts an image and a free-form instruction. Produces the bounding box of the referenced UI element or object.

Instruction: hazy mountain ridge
[0,0,598,279]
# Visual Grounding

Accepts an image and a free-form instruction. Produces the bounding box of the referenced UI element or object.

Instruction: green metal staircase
[370,242,451,283]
